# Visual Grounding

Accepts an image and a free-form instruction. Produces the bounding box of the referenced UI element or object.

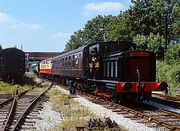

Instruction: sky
[0,0,132,52]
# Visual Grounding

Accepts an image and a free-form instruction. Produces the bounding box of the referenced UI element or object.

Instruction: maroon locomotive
[39,41,168,102]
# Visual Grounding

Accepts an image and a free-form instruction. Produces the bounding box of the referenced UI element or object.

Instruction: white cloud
[84,2,124,15]
[53,32,71,39]
[0,11,43,30]
[19,23,43,30]
[0,12,10,22]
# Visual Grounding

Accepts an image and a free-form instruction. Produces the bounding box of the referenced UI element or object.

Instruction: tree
[165,43,180,64]
[107,12,132,41]
[172,2,180,43]
[147,33,166,59]
[65,29,87,51]
[133,33,166,59]
[133,34,147,51]
[84,15,115,43]
[124,0,178,48]
[65,15,115,51]
[64,0,179,52]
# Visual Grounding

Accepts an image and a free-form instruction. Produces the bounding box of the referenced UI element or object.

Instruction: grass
[47,88,127,131]
[0,74,47,94]
[28,82,49,93]
[0,81,32,94]
[47,88,94,130]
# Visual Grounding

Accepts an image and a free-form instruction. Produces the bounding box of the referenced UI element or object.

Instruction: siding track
[0,82,53,131]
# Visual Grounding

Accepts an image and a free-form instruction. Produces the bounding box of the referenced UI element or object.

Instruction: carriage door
[89,45,101,79]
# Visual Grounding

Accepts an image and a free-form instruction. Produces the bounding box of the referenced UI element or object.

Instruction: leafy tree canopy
[65,0,180,59]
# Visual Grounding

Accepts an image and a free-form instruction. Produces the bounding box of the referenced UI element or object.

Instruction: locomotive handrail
[136,69,141,84]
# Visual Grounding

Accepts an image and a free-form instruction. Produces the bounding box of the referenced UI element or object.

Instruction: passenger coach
[39,58,53,76]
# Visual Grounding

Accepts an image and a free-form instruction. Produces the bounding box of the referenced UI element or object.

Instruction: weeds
[47,88,126,131]
[0,81,32,94]
[47,88,95,130]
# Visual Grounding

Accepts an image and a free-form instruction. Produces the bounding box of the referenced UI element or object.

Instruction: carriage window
[69,56,71,60]
[75,55,78,59]
[65,57,67,61]
[115,61,118,78]
[111,62,114,77]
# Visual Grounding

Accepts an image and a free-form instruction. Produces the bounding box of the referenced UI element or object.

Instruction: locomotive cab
[86,41,136,80]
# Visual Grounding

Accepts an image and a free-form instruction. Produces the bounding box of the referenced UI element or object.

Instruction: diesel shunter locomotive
[38,41,168,102]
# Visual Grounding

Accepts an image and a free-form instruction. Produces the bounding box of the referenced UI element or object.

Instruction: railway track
[79,91,180,130]
[152,93,180,109]
[0,82,53,131]
[56,81,179,131]
[0,81,44,107]
[0,94,12,103]
[42,80,180,130]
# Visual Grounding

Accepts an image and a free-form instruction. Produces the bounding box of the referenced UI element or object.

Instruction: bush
[172,69,180,83]
[156,61,170,82]
[165,43,180,65]
[156,61,180,88]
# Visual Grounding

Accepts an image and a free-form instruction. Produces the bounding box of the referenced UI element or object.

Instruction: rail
[79,91,180,130]
[2,90,18,131]
[12,82,53,130]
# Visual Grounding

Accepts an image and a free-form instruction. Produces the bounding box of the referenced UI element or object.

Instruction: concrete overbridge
[25,52,64,61]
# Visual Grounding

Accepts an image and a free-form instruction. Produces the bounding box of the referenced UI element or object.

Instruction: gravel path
[34,101,62,130]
